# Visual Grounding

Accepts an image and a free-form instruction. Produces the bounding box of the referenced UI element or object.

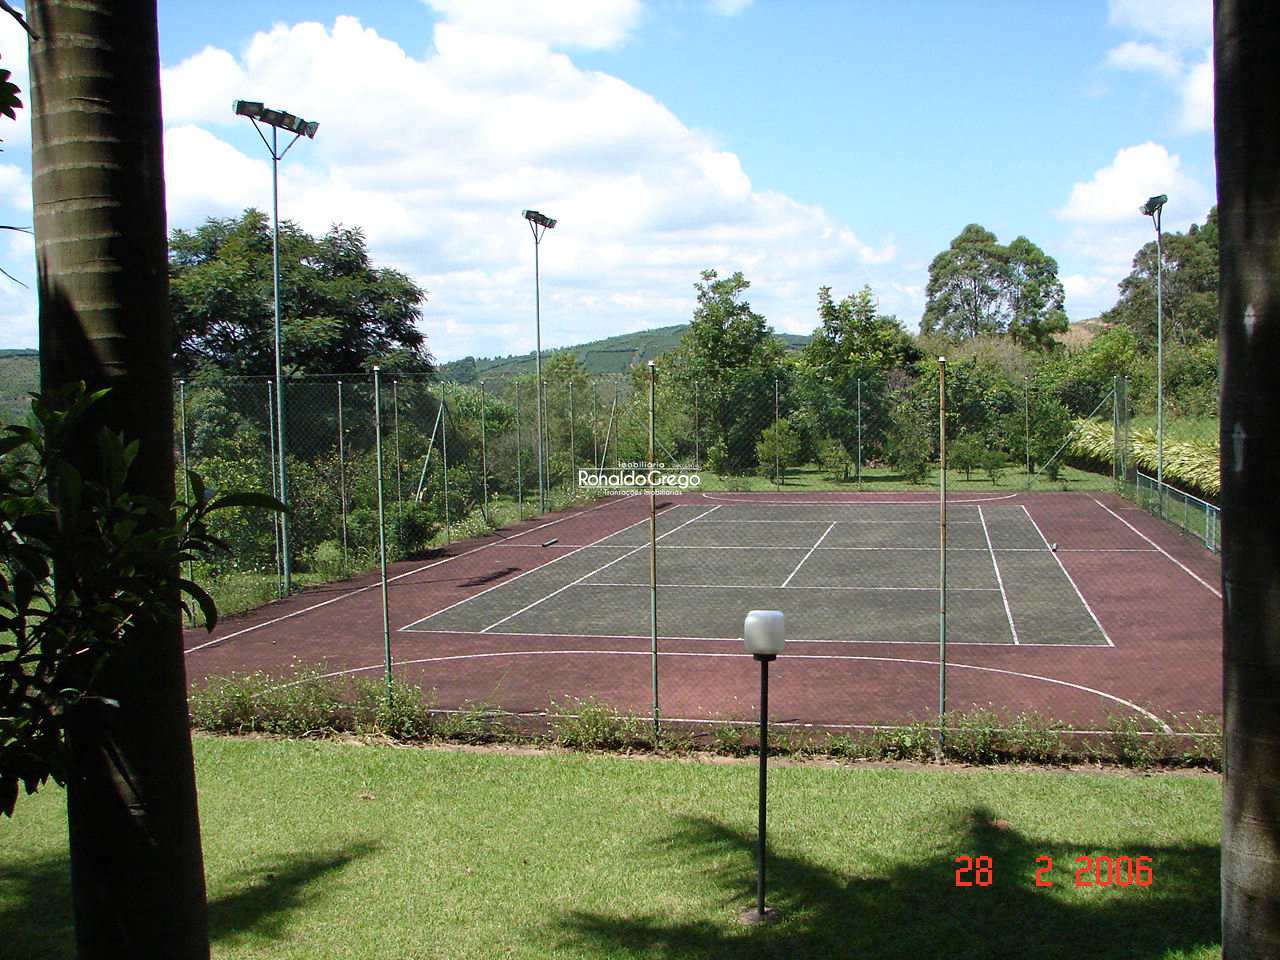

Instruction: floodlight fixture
[1140,194,1168,217]
[233,97,319,594]
[523,209,557,229]
[233,99,318,138]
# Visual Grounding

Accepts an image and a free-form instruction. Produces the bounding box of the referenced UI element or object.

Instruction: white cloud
[0,13,31,154]
[152,15,900,359]
[709,0,754,15]
[1105,41,1181,79]
[1107,0,1211,51]
[1104,2,1213,134]
[0,163,30,213]
[1179,51,1213,133]
[160,46,247,127]
[421,0,642,50]
[1057,142,1205,223]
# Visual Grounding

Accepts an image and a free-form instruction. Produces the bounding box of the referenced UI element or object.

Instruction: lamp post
[741,610,785,926]
[233,99,319,595]
[1141,194,1167,518]
[523,209,557,514]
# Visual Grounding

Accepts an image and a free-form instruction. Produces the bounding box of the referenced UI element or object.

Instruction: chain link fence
[178,362,1219,740]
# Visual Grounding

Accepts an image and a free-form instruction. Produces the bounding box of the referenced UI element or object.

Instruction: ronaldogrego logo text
[578,462,702,491]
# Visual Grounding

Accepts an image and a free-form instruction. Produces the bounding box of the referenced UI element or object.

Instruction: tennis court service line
[1021,504,1114,647]
[579,581,1000,592]
[1091,498,1222,599]
[478,504,723,633]
[398,502,686,633]
[978,505,1019,644]
[781,522,836,587]
[185,495,635,654]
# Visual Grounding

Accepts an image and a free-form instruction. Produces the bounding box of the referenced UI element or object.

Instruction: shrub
[549,698,649,751]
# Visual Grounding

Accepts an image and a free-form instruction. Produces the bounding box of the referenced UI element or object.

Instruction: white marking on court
[978,505,1019,644]
[478,504,723,633]
[574,581,1000,592]
[1091,498,1222,599]
[1020,505,1114,646]
[285,649,1170,732]
[184,496,634,654]
[398,504,685,632]
[695,518,981,524]
[399,627,1113,648]
[700,492,1022,505]
[781,522,836,587]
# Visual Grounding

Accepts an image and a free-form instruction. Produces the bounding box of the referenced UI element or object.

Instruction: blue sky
[0,1,1215,361]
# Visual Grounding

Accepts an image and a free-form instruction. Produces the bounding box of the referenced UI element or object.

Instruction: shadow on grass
[555,807,1219,960]
[0,841,378,959]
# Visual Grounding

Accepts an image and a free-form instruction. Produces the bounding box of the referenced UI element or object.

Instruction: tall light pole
[1141,194,1167,517]
[524,209,557,514]
[234,100,318,595]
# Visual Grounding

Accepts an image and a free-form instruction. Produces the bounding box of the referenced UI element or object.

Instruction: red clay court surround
[183,490,1222,732]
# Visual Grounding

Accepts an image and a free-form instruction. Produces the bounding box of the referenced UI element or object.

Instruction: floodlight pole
[237,102,317,594]
[938,357,948,755]
[1142,195,1167,518]
[525,210,557,514]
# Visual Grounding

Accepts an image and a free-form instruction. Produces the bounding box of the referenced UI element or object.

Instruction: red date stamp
[954,854,1152,888]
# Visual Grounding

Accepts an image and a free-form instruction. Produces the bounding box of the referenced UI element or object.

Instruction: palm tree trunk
[29,2,210,956]
[1216,3,1280,957]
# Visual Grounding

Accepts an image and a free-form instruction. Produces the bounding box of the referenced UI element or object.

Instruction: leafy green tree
[817,436,852,480]
[170,210,431,377]
[1036,325,1138,416]
[885,405,933,483]
[949,432,984,480]
[981,448,1006,484]
[798,285,917,466]
[670,270,783,470]
[922,225,1067,348]
[755,417,800,481]
[1100,207,1218,345]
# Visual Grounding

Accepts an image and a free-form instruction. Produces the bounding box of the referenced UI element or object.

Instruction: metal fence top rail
[1135,471,1218,512]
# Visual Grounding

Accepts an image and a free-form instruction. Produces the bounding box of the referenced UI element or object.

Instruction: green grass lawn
[1,737,1222,959]
[696,462,1115,494]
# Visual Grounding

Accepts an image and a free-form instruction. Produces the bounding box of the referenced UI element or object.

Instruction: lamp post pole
[234,100,318,594]
[524,210,557,514]
[741,610,785,926]
[1141,195,1168,518]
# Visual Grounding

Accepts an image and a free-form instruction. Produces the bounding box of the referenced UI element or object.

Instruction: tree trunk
[28,2,210,957]
[1216,3,1280,957]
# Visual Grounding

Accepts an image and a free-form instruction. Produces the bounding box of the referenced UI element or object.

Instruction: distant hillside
[1056,318,1109,348]
[0,350,39,423]
[442,324,809,382]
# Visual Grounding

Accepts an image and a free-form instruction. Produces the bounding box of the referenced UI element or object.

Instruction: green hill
[0,350,39,423]
[442,324,809,382]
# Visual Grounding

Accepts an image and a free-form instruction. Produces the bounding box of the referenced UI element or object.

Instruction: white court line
[479,504,723,633]
[700,491,1022,505]
[979,505,1019,644]
[184,495,634,654]
[692,518,981,525]
[575,581,1000,592]
[399,504,684,632]
[1021,505,1114,647]
[1092,498,1222,599]
[287,649,1169,731]
[781,522,836,587]
[401,627,1107,648]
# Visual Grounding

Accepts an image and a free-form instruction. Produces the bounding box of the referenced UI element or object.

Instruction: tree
[799,285,918,467]
[1100,207,1219,346]
[1216,3,1280,955]
[755,417,800,481]
[672,270,782,470]
[28,2,209,955]
[170,210,431,377]
[949,432,984,480]
[921,225,1067,348]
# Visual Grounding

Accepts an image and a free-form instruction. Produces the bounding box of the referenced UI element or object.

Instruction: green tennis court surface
[402,501,1110,647]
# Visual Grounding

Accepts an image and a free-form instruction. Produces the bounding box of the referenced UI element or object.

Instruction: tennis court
[184,490,1222,731]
